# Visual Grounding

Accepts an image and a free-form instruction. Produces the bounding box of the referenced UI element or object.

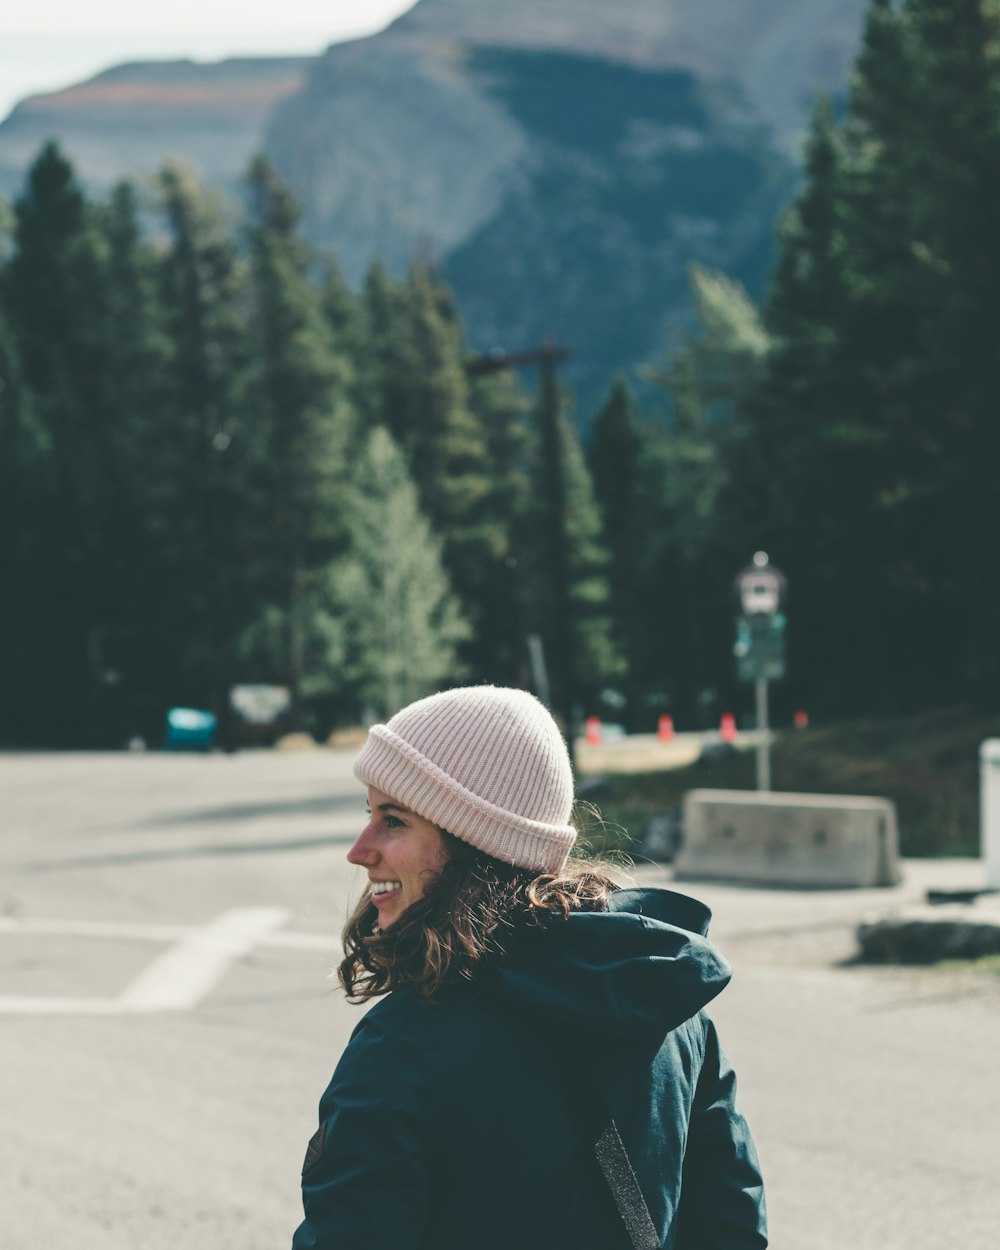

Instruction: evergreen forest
[2,0,998,747]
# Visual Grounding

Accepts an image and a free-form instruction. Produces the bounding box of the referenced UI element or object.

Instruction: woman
[292,685,767,1250]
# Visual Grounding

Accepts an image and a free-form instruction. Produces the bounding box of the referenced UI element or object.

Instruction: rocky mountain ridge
[385,0,867,152]
[0,58,310,199]
[0,0,872,412]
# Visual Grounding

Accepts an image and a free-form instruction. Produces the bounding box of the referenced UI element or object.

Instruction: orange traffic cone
[658,714,674,742]
[585,716,602,746]
[719,712,737,742]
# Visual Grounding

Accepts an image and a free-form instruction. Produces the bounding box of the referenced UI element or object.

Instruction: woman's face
[346,786,449,927]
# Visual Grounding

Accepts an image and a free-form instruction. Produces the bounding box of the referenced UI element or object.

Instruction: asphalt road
[3,749,999,1249]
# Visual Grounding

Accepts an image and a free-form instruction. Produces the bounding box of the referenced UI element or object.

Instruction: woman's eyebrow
[377,801,413,815]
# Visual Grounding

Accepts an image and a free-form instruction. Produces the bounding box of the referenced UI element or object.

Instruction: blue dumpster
[164,707,217,751]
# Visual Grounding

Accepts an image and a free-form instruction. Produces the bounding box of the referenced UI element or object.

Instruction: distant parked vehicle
[227,684,293,748]
[164,707,217,751]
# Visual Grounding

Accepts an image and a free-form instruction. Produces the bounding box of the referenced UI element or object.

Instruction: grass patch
[932,953,1000,977]
[579,707,994,858]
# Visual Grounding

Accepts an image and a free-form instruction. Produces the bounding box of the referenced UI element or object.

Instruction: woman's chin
[372,894,404,925]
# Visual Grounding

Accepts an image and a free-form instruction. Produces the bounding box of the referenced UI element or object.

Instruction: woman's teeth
[371,881,402,895]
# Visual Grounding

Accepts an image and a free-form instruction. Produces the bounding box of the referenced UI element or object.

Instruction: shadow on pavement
[138,792,359,827]
[20,831,356,872]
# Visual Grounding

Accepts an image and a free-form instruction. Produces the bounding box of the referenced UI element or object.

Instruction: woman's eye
[383,815,403,829]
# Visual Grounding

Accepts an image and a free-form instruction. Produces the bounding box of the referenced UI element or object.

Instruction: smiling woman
[293,685,768,1250]
[348,787,448,925]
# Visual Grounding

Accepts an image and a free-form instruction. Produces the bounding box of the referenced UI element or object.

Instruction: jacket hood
[492,887,731,1043]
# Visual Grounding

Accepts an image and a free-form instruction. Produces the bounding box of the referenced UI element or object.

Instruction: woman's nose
[347,825,378,866]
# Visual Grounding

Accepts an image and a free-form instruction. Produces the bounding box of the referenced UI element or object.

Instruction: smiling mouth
[370,881,402,903]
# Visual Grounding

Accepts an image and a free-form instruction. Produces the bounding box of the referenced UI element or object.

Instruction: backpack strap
[495,991,661,1250]
[593,1119,661,1250]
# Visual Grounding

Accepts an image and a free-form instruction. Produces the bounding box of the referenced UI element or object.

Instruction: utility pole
[466,341,577,741]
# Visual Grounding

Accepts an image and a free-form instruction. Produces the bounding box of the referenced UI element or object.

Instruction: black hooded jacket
[292,887,767,1249]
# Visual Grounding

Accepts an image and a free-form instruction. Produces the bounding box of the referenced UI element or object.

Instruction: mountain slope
[439,49,791,402]
[386,0,868,152]
[0,58,309,199]
[0,0,871,413]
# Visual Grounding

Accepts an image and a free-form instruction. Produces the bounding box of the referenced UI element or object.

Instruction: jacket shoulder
[341,988,516,1077]
[318,988,527,1147]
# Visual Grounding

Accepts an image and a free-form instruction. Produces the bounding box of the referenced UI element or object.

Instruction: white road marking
[0,915,335,951]
[0,917,189,942]
[117,907,289,1012]
[0,908,341,1015]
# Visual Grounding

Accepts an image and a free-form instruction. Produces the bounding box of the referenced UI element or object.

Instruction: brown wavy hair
[337,828,631,1003]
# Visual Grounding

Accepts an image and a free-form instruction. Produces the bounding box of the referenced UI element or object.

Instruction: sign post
[980,740,1000,889]
[754,677,770,791]
[733,552,787,791]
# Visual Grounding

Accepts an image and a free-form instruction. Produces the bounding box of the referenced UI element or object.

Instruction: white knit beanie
[353,686,577,873]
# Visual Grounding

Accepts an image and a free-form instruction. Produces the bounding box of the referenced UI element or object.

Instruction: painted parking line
[0,914,336,950]
[117,907,288,1012]
[0,909,337,1015]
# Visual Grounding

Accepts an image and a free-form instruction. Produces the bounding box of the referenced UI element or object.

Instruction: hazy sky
[0,1,419,122]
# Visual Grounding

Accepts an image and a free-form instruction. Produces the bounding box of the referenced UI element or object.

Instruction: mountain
[382,0,866,153]
[0,0,871,415]
[0,58,310,200]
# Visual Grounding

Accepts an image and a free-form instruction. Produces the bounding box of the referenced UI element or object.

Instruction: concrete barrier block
[676,790,901,888]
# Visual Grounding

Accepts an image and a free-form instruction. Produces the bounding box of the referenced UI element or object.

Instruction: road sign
[732,553,787,792]
[735,550,787,616]
[230,684,291,724]
[734,611,786,682]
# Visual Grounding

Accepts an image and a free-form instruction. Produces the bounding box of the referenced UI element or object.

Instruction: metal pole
[526,633,551,711]
[755,677,771,791]
[538,348,576,743]
[980,739,1000,888]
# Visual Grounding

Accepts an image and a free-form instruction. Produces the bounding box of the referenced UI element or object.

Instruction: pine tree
[517,375,621,727]
[560,407,622,702]
[401,264,491,552]
[357,260,520,681]
[640,266,769,725]
[1,142,121,743]
[588,379,643,560]
[464,365,537,684]
[587,377,647,724]
[243,156,357,720]
[89,180,177,738]
[895,0,1000,700]
[0,307,46,743]
[320,258,363,410]
[355,261,413,431]
[328,426,469,718]
[729,0,1000,713]
[754,94,853,553]
[827,0,953,708]
[157,161,254,719]
[736,95,890,713]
